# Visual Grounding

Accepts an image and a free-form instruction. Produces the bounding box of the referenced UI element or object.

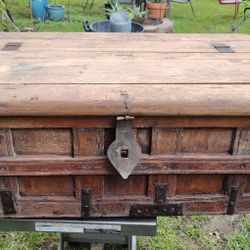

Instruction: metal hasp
[81,188,91,218]
[211,43,235,53]
[227,186,240,215]
[107,116,141,179]
[0,190,16,214]
[130,184,183,217]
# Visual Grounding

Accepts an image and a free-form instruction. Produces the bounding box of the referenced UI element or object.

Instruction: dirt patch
[202,215,244,248]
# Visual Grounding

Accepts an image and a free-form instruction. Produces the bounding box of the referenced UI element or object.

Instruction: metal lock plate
[107,116,141,179]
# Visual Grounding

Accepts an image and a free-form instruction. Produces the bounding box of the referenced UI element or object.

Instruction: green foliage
[0,232,59,250]
[1,0,250,32]
[226,215,250,250]
[128,5,147,19]
[104,0,126,16]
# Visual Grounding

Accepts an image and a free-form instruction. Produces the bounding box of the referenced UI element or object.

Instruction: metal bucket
[83,20,144,32]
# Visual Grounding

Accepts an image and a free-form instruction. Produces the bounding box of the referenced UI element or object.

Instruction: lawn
[3,0,250,33]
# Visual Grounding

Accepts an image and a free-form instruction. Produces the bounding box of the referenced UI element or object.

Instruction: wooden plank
[0,129,15,157]
[75,128,104,156]
[136,128,152,154]
[104,175,146,197]
[1,59,250,85]
[152,128,234,155]
[18,176,75,197]
[0,155,250,176]
[12,129,73,156]
[0,34,249,52]
[1,51,250,61]
[244,176,250,193]
[0,196,230,218]
[1,84,250,116]
[233,129,250,154]
[1,116,250,129]
[0,33,249,42]
[176,175,224,195]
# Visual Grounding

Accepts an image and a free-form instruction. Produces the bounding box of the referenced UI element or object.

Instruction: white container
[110,13,132,32]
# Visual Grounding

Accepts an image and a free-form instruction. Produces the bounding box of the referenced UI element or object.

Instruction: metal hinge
[211,43,235,53]
[2,42,22,51]
[154,184,168,204]
[107,116,141,179]
[227,186,239,215]
[225,175,247,215]
[0,190,16,214]
[130,203,183,217]
[81,188,91,218]
[130,183,183,217]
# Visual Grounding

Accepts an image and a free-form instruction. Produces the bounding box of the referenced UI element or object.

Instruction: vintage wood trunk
[0,33,250,218]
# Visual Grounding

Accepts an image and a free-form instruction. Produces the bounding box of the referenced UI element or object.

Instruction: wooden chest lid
[0,33,250,116]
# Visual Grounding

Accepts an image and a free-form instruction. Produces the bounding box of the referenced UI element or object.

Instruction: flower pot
[48,4,64,22]
[110,13,132,32]
[146,1,168,21]
[30,0,47,20]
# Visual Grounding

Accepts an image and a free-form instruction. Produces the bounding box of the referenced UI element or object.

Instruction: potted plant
[104,0,126,19]
[128,5,147,23]
[146,0,168,21]
[47,1,64,22]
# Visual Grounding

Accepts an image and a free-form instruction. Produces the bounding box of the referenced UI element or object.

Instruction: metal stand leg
[189,0,196,17]
[58,234,64,250]
[167,0,171,18]
[128,235,137,250]
[0,218,156,250]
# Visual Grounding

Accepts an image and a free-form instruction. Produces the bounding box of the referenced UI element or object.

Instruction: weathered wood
[1,154,250,176]
[12,129,72,156]
[1,85,250,116]
[0,33,250,218]
[0,129,15,157]
[233,129,250,154]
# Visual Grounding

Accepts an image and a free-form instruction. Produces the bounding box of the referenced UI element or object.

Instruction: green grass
[227,216,250,250]
[2,0,250,32]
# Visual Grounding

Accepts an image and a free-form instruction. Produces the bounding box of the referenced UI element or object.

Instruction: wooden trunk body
[0,33,250,218]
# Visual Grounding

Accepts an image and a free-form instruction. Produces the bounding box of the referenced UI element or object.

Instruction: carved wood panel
[0,117,250,218]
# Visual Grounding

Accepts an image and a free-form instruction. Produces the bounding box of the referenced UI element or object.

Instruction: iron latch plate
[107,116,141,179]
[130,203,183,217]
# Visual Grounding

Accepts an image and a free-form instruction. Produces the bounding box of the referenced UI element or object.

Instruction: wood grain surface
[0,33,250,218]
[0,33,250,116]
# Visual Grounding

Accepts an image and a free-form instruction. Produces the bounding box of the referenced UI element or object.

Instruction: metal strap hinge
[212,43,235,53]
[130,183,183,217]
[2,42,22,51]
[81,188,91,218]
[0,190,16,214]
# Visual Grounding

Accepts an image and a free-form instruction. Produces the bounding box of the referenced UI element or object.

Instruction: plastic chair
[219,0,241,19]
[171,0,196,17]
